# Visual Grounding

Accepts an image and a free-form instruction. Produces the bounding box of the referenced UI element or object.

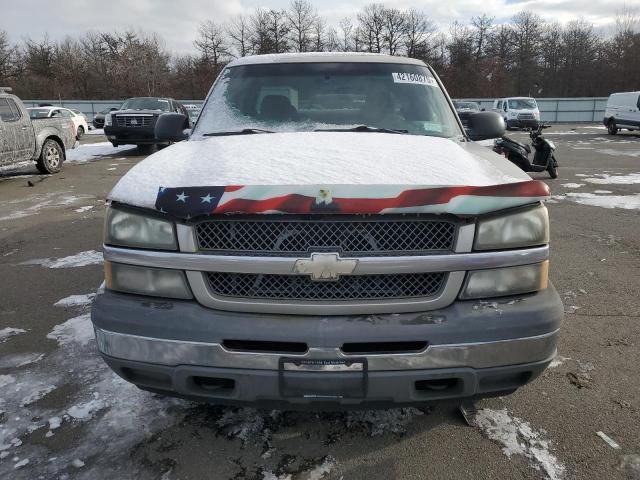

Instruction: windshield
[120,98,171,112]
[193,62,462,138]
[454,102,479,111]
[28,108,52,118]
[508,98,537,110]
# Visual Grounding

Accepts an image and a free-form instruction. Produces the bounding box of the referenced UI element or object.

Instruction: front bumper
[507,119,539,129]
[91,286,563,408]
[104,125,161,145]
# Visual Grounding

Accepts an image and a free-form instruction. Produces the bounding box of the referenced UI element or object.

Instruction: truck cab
[91,54,562,409]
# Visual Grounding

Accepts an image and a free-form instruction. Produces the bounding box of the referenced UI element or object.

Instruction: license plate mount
[278,358,368,399]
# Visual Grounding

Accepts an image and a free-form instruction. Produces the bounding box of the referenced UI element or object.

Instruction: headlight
[475,205,549,251]
[460,262,548,299]
[105,114,112,126]
[534,111,540,120]
[508,111,517,118]
[105,207,176,250]
[105,261,192,299]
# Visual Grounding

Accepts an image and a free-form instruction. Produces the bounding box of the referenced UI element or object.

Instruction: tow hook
[459,400,478,427]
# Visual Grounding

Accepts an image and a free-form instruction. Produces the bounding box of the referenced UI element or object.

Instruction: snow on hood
[108,132,547,217]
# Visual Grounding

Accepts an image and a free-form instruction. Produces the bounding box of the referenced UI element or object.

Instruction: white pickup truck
[92,53,563,409]
[0,88,76,173]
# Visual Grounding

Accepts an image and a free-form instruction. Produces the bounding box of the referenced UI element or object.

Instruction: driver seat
[259,95,298,121]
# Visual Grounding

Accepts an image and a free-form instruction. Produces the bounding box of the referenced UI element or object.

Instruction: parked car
[104,97,191,153]
[27,106,89,140]
[92,53,562,409]
[453,101,481,127]
[183,104,202,124]
[603,91,640,135]
[70,108,92,130]
[493,97,540,130]
[0,88,76,173]
[93,107,118,129]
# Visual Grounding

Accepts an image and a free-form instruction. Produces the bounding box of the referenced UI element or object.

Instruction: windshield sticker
[392,72,437,86]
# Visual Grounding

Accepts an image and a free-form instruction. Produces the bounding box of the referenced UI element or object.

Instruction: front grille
[517,113,535,120]
[204,272,446,301]
[116,115,155,127]
[195,216,456,256]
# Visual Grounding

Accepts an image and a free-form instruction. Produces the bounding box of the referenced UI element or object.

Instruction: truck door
[8,98,33,160]
[0,98,18,166]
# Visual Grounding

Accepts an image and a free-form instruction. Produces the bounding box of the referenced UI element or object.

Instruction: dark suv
[104,97,190,152]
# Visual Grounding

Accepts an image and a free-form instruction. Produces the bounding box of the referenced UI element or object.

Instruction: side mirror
[465,111,506,141]
[155,113,189,142]
[481,108,486,112]
[109,108,118,112]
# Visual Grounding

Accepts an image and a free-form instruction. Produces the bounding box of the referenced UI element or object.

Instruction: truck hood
[108,132,548,217]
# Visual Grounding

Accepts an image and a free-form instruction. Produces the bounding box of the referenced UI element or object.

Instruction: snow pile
[0,327,26,343]
[549,355,571,368]
[0,374,16,388]
[306,456,337,480]
[345,407,424,436]
[0,353,44,369]
[560,183,584,189]
[74,205,94,213]
[216,408,279,445]
[46,313,94,346]
[66,142,132,163]
[54,293,96,308]
[565,192,640,210]
[21,250,103,268]
[476,408,565,480]
[20,385,57,407]
[0,192,94,222]
[67,398,106,421]
[584,173,640,185]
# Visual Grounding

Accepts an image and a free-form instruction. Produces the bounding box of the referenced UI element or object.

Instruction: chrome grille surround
[115,114,155,127]
[194,215,457,257]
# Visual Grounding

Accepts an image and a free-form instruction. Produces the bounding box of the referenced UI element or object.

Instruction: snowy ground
[1,123,639,479]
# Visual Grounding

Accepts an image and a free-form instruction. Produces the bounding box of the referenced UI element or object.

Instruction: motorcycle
[493,124,558,178]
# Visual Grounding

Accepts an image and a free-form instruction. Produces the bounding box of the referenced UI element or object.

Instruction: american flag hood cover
[107,132,550,218]
[154,182,549,218]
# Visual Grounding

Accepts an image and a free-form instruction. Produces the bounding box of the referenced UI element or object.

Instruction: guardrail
[24,97,608,123]
[457,97,608,123]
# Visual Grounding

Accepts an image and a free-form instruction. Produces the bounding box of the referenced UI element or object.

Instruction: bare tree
[268,9,291,53]
[194,20,230,67]
[227,14,251,57]
[510,11,544,95]
[286,0,316,52]
[382,7,406,55]
[312,17,326,51]
[471,14,493,63]
[358,3,385,53]
[250,9,275,54]
[404,9,435,58]
[338,17,353,51]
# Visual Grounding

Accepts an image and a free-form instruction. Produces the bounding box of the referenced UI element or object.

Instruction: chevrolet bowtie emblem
[293,253,358,281]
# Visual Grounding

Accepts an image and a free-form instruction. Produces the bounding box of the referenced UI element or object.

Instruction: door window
[0,98,20,122]
[497,101,502,110]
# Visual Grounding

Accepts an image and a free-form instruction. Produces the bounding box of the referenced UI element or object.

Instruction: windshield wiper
[314,125,408,134]
[203,128,274,137]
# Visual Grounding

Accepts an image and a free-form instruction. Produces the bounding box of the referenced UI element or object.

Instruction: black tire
[76,125,85,140]
[607,119,618,135]
[36,139,64,174]
[547,155,558,179]
[136,144,155,155]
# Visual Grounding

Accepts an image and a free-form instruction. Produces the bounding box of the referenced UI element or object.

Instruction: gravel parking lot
[1,125,639,480]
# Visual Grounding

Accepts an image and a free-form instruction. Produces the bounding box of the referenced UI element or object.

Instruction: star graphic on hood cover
[176,192,189,202]
[201,194,215,203]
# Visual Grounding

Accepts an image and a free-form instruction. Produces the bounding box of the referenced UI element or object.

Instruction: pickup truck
[92,53,563,409]
[0,88,76,173]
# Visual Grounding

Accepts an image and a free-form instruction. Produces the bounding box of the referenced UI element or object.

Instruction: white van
[603,92,640,135]
[493,97,540,129]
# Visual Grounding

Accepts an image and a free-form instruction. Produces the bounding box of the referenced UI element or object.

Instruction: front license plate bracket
[278,358,368,399]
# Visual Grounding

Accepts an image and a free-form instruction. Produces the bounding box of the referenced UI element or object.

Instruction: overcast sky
[1,0,635,53]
